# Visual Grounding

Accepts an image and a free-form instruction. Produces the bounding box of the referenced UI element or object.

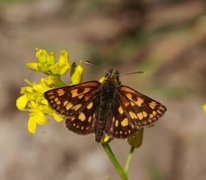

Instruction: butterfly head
[105,69,120,82]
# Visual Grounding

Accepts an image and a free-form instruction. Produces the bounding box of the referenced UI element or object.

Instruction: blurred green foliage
[0,0,31,5]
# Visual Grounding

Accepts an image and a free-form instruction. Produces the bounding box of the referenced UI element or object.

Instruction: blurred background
[0,0,206,179]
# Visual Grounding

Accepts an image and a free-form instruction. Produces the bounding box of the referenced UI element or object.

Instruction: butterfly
[44,69,167,142]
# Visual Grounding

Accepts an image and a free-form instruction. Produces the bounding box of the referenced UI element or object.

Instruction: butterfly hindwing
[105,103,139,138]
[44,81,100,116]
[119,86,167,127]
[65,98,97,135]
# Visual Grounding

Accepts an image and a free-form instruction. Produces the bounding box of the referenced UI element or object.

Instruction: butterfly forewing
[44,81,101,135]
[119,86,167,127]
[44,81,100,116]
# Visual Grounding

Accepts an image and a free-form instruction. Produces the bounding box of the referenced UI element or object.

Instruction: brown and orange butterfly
[44,69,167,142]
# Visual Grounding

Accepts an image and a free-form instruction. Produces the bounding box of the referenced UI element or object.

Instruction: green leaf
[70,62,77,77]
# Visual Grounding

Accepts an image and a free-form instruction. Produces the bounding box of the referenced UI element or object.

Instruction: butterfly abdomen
[95,99,108,142]
[95,80,119,142]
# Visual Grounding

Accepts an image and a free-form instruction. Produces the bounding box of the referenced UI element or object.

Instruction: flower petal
[71,64,83,84]
[35,110,49,125]
[58,50,69,65]
[50,64,69,75]
[38,64,49,73]
[26,62,39,71]
[16,95,28,111]
[36,48,48,63]
[53,112,64,122]
[47,51,55,65]
[28,116,37,134]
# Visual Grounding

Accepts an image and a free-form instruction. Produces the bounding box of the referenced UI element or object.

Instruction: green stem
[102,142,128,180]
[53,75,67,86]
[124,146,135,175]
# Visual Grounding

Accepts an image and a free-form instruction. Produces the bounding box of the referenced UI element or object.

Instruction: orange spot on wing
[56,89,65,96]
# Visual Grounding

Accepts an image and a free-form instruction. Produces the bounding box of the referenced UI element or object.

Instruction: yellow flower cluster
[16,49,83,134]
[16,76,63,133]
[26,48,70,75]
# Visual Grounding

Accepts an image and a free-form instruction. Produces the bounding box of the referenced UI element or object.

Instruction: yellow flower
[26,49,70,75]
[16,76,63,134]
[28,115,37,134]
[17,49,85,134]
[28,109,49,134]
[71,62,83,85]
[51,50,70,75]
[16,94,28,111]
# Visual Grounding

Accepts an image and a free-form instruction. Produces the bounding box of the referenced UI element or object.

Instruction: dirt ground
[0,1,206,180]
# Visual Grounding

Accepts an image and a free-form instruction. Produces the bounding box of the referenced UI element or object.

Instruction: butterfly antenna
[121,71,145,76]
[83,61,108,73]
